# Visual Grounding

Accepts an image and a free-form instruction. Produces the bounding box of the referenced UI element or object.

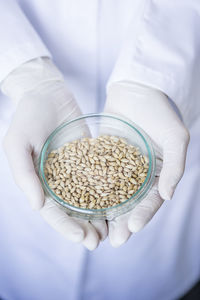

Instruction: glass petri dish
[39,114,156,220]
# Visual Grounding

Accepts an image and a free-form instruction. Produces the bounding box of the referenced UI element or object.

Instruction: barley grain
[44,135,149,209]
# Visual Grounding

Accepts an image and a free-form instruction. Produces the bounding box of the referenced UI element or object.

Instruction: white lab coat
[0,1,200,299]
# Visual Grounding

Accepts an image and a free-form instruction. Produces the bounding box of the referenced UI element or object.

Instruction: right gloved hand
[1,57,107,250]
[104,81,190,247]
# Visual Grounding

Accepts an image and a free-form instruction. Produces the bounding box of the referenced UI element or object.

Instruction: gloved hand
[104,81,190,247]
[1,57,107,250]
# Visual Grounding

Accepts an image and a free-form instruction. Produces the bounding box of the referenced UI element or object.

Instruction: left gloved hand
[104,81,190,247]
[1,57,107,250]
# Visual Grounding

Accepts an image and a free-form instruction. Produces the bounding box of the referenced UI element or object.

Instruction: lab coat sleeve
[0,0,51,82]
[107,0,200,125]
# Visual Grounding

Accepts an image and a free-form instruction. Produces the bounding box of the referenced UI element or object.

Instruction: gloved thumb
[3,134,44,210]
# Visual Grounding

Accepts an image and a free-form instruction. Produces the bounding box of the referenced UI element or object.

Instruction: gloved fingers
[159,127,190,200]
[108,214,131,248]
[128,178,163,233]
[3,134,44,210]
[75,219,100,250]
[40,198,85,243]
[90,220,108,241]
[40,199,100,250]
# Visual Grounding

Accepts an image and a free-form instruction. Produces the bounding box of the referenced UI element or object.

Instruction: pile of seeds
[44,135,149,209]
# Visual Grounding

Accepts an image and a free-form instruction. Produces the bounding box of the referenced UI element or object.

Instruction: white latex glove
[1,57,107,250]
[104,82,190,247]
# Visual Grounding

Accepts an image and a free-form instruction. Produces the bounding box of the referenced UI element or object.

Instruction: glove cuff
[106,81,183,122]
[1,57,64,104]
